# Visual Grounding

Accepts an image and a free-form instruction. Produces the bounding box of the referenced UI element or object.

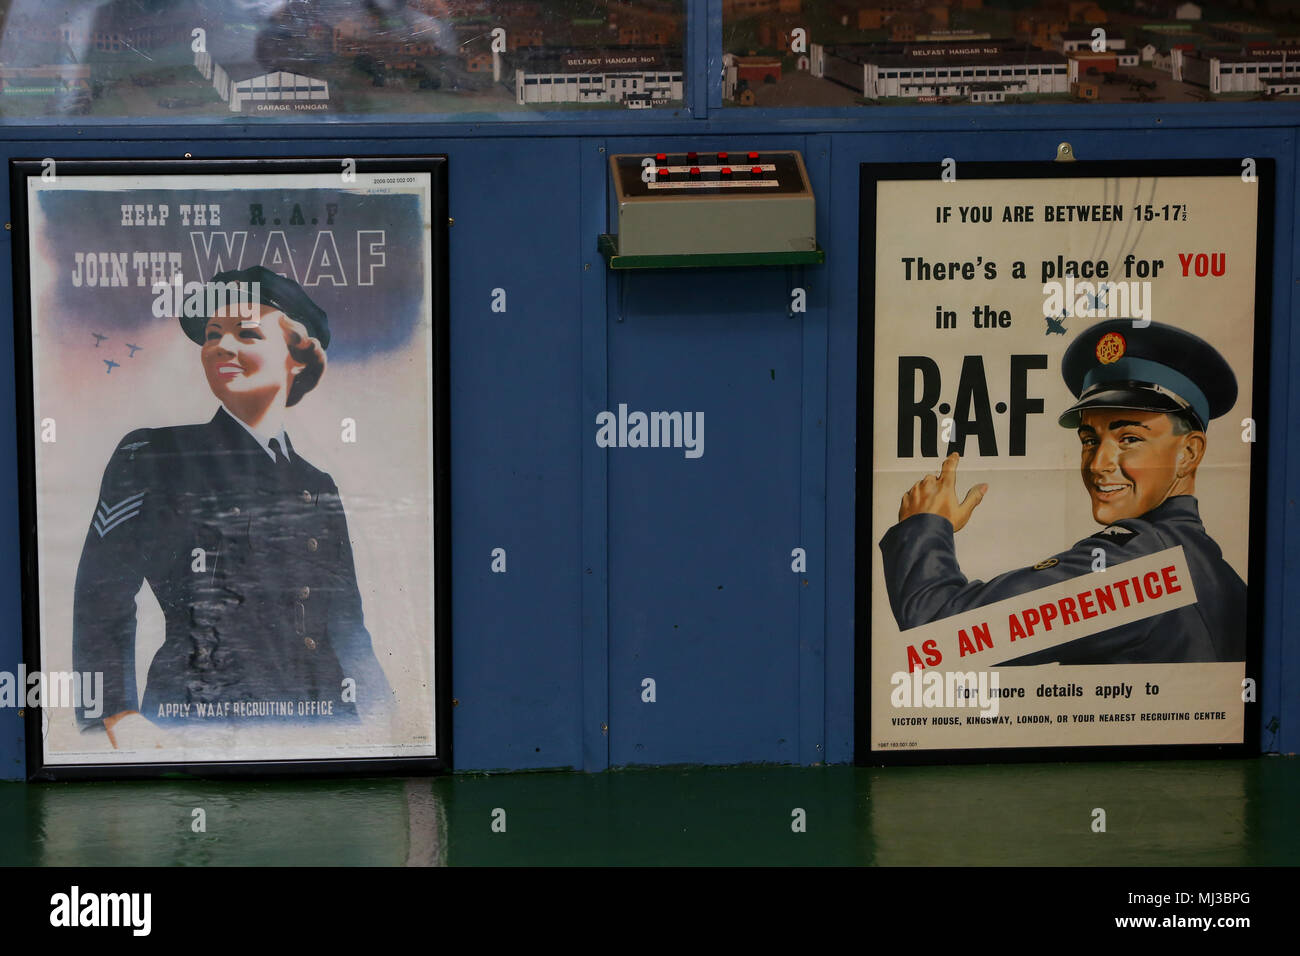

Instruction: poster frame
[10,155,452,780]
[854,158,1273,766]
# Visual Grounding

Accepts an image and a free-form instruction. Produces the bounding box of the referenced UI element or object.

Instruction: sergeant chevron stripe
[93,491,145,538]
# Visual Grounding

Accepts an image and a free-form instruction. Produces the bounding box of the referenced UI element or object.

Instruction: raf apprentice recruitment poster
[20,163,444,770]
[863,162,1266,757]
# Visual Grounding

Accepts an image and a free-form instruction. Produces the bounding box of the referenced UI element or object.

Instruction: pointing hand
[898,452,988,532]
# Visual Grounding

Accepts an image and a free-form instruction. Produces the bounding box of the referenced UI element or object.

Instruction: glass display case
[721,0,1300,109]
[0,0,686,120]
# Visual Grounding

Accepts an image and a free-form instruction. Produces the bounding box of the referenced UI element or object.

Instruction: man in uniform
[72,267,394,744]
[878,319,1247,665]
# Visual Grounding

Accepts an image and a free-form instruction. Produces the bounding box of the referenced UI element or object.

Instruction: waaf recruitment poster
[859,160,1269,760]
[14,159,448,773]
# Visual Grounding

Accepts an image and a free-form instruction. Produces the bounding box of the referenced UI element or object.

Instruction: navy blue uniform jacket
[73,407,394,727]
[878,495,1246,664]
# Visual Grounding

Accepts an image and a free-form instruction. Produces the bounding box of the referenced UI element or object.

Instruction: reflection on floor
[1,759,1294,866]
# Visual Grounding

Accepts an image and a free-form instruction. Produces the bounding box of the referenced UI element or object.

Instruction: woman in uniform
[72,265,393,749]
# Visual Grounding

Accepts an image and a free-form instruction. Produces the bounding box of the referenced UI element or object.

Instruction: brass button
[303,637,317,651]
[301,490,313,503]
[307,537,319,552]
[297,586,311,600]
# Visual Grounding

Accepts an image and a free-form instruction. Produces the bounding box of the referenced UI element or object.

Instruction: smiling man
[878,320,1247,665]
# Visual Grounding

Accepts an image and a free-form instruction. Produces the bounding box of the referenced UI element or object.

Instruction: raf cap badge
[1095,331,1126,364]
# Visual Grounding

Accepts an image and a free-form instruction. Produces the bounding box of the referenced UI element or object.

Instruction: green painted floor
[2,758,1296,866]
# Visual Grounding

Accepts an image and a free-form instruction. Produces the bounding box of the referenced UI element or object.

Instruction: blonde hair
[280,313,326,407]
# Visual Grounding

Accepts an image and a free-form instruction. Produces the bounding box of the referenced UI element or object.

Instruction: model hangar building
[811,40,1072,102]
[1176,47,1300,97]
[511,49,684,107]
[194,50,330,113]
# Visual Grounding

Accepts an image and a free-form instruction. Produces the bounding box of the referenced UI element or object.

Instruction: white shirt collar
[219,406,290,463]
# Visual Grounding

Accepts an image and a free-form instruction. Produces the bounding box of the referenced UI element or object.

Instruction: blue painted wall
[2,78,1298,778]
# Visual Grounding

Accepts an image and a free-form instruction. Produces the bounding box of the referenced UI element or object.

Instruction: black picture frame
[10,156,452,779]
[855,158,1273,766]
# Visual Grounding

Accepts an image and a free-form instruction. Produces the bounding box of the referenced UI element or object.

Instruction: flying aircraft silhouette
[1083,283,1109,311]
[125,343,143,357]
[1044,314,1068,336]
[91,332,108,347]
[103,359,119,373]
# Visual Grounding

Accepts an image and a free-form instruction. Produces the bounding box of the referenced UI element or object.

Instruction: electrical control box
[608,150,816,258]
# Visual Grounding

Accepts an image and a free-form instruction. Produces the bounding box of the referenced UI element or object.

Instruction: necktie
[269,437,290,469]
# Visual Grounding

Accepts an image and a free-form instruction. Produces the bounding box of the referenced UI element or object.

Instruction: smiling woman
[71,265,394,753]
[200,306,326,415]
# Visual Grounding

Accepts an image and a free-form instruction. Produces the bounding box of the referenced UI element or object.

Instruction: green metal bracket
[598,235,825,270]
